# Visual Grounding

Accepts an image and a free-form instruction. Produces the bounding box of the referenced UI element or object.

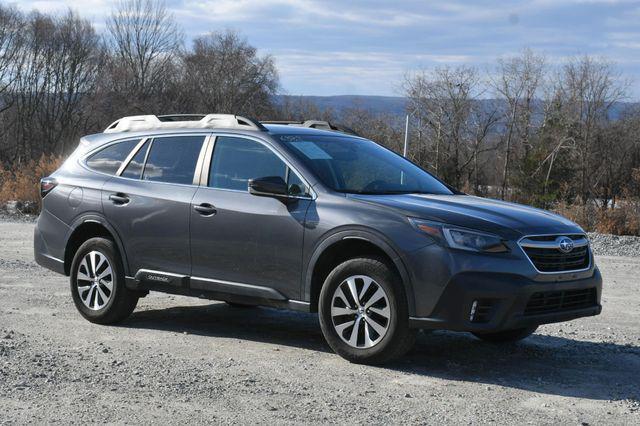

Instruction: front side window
[278,135,453,195]
[209,136,309,196]
[142,135,205,185]
[86,139,140,175]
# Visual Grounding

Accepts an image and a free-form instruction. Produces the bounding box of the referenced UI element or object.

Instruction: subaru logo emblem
[557,237,574,253]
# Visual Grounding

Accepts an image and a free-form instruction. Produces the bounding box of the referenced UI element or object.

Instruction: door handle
[109,193,130,205]
[193,203,217,216]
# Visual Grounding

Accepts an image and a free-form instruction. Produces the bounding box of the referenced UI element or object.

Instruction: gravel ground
[587,232,640,257]
[1,220,639,424]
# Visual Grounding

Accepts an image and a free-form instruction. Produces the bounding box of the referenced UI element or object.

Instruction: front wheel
[70,237,138,324]
[318,257,416,365]
[472,325,538,343]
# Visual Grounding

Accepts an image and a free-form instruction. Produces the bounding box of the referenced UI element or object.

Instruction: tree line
[0,0,639,233]
[402,51,640,210]
[0,0,279,163]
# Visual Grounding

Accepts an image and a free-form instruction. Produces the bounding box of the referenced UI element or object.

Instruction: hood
[349,194,583,238]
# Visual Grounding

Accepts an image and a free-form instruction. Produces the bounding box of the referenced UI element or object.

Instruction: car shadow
[123,302,640,402]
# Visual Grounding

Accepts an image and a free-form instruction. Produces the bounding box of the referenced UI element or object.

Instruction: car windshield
[277,134,453,195]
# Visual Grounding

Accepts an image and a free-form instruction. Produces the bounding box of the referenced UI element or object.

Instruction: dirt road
[1,220,639,424]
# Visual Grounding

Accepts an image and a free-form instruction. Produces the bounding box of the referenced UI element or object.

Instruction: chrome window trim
[517,233,592,275]
[204,132,316,200]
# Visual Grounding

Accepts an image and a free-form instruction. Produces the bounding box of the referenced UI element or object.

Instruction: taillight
[40,177,58,198]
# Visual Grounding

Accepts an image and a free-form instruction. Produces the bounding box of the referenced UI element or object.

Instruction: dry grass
[554,201,640,236]
[0,155,63,213]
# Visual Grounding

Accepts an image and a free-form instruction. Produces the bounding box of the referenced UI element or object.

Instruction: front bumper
[409,267,602,332]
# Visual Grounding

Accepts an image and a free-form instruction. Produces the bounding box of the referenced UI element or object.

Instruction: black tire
[472,325,538,343]
[225,301,257,308]
[70,237,138,324]
[318,257,416,365]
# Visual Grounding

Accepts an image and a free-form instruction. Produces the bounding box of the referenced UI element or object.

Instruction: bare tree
[404,66,498,188]
[0,4,25,161]
[556,56,628,203]
[492,49,545,199]
[593,107,640,208]
[106,0,182,112]
[181,30,278,117]
[275,95,336,122]
[0,4,24,113]
[7,10,105,161]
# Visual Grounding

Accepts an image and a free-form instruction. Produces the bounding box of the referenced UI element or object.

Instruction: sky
[11,0,640,98]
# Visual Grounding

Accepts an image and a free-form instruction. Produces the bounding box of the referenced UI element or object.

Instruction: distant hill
[274,95,638,120]
[274,95,408,116]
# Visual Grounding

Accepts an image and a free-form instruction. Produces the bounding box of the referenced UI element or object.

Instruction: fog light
[469,300,478,321]
[469,299,496,323]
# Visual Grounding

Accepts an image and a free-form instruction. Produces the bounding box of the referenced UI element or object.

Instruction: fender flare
[64,213,130,276]
[302,226,416,315]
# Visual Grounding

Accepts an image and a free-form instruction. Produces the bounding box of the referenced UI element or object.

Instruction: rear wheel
[318,257,416,364]
[472,326,538,343]
[70,237,138,324]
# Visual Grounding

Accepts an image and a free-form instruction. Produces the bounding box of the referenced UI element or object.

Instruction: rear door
[189,135,313,300]
[102,134,208,276]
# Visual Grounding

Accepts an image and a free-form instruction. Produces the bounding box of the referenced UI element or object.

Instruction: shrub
[0,155,63,214]
[553,201,640,236]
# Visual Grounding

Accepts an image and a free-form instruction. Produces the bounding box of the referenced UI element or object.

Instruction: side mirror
[248,176,289,198]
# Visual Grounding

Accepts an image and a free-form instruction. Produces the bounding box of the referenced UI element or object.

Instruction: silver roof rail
[104,114,267,133]
[260,120,360,136]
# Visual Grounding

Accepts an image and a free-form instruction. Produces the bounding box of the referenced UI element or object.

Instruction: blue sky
[12,0,640,98]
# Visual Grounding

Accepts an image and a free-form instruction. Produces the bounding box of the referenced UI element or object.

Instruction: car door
[189,135,313,300]
[102,134,208,277]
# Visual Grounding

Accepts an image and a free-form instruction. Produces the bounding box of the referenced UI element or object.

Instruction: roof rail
[104,114,267,133]
[157,114,206,122]
[261,120,360,136]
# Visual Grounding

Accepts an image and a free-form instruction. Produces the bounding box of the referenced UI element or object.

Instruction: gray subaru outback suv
[34,114,602,364]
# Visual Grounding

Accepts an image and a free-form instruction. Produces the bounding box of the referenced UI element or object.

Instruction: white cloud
[9,0,640,97]
[181,0,435,27]
[11,0,112,17]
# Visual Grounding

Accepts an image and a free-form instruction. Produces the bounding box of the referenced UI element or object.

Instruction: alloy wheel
[330,275,391,349]
[76,250,113,310]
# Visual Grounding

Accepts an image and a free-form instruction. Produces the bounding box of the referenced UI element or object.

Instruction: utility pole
[403,114,409,157]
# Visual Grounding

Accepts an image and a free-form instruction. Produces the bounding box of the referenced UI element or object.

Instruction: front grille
[520,235,590,272]
[524,288,597,316]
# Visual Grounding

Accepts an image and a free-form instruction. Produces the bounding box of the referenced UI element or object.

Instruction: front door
[189,136,312,300]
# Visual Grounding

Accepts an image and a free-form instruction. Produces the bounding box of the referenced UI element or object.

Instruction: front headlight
[408,218,509,253]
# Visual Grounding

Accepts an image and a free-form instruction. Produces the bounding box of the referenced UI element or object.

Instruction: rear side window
[142,136,205,185]
[121,140,150,179]
[86,139,140,175]
[209,136,309,196]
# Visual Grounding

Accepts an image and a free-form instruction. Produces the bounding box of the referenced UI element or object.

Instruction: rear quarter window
[85,139,140,175]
